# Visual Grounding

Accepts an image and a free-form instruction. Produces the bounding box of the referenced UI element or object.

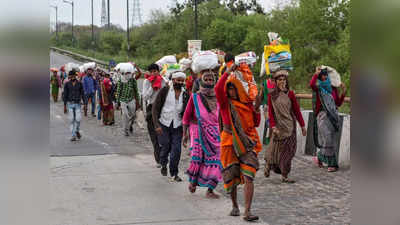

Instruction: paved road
[50,51,351,225]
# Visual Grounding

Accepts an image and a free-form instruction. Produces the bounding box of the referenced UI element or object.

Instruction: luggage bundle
[191,51,219,74]
[264,32,293,75]
[235,51,257,67]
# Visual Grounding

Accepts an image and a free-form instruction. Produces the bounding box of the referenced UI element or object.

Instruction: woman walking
[264,70,307,183]
[182,71,222,199]
[101,73,115,125]
[310,67,347,172]
[216,63,262,222]
[50,68,61,102]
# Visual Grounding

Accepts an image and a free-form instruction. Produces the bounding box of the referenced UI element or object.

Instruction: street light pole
[50,5,58,42]
[127,0,130,57]
[91,0,94,47]
[107,0,110,29]
[194,0,198,39]
[63,0,74,45]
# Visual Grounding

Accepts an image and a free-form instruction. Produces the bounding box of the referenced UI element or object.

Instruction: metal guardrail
[50,46,108,67]
[295,93,351,103]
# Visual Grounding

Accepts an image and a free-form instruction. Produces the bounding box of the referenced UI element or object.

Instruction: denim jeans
[67,102,81,137]
[84,92,96,114]
[157,123,183,177]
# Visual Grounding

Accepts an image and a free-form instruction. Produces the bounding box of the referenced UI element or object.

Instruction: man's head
[68,70,76,81]
[171,71,186,90]
[224,53,234,64]
[87,68,94,75]
[147,63,160,75]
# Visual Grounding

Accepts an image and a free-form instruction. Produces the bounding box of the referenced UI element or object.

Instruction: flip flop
[229,207,240,217]
[243,214,259,222]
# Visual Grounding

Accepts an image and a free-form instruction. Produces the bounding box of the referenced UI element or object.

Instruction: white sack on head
[156,55,177,68]
[321,65,341,87]
[119,63,135,73]
[235,51,257,67]
[179,58,192,71]
[83,62,96,71]
[65,62,80,73]
[191,51,219,74]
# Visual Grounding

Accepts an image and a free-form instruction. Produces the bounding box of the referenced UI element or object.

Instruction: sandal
[264,165,270,178]
[188,183,196,193]
[312,156,323,168]
[281,177,295,183]
[206,191,220,199]
[229,207,240,217]
[243,214,259,222]
[327,167,338,172]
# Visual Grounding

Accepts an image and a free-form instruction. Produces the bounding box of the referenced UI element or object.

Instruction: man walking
[63,71,85,142]
[115,64,141,136]
[152,71,189,182]
[142,63,167,168]
[82,67,97,117]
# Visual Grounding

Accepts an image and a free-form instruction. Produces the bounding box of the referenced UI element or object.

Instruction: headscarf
[144,73,162,90]
[199,71,217,112]
[318,77,333,94]
[225,74,251,104]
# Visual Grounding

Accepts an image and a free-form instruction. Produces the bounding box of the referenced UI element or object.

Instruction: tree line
[51,0,350,92]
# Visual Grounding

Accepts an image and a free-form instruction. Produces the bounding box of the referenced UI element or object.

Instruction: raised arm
[215,71,230,108]
[310,73,319,92]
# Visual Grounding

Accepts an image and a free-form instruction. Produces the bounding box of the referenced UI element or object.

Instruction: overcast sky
[49,0,282,29]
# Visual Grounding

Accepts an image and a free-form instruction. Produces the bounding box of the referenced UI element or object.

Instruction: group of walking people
[51,51,347,222]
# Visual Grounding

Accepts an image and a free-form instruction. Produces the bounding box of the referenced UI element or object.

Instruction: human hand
[155,127,163,136]
[272,127,279,135]
[182,133,189,148]
[301,127,307,136]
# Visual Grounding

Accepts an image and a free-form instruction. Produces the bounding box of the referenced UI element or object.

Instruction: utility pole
[91,0,94,47]
[63,0,74,45]
[194,0,198,39]
[50,5,58,42]
[127,0,130,57]
[107,0,110,29]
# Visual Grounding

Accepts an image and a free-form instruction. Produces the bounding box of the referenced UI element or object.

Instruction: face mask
[173,83,184,89]
[202,84,214,89]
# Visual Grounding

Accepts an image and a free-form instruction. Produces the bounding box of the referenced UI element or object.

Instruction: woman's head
[227,82,238,100]
[272,70,289,91]
[318,68,328,81]
[201,71,216,88]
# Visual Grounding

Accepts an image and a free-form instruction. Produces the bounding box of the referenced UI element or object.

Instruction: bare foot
[206,191,220,199]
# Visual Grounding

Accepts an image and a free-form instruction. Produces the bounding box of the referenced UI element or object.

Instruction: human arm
[134,64,142,80]
[267,93,280,135]
[289,91,306,136]
[310,73,319,92]
[152,86,168,131]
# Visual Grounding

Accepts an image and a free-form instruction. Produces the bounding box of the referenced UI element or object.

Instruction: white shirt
[142,77,167,105]
[159,86,183,128]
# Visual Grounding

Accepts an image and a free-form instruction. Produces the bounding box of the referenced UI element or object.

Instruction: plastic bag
[156,55,177,68]
[235,51,257,67]
[320,65,341,87]
[118,63,135,73]
[179,58,192,71]
[65,62,80,73]
[264,44,292,74]
[191,51,219,74]
[83,62,96,71]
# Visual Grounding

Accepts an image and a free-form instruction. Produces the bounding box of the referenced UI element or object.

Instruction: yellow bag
[264,44,291,75]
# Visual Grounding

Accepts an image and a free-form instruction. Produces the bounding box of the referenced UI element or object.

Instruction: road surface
[50,51,351,225]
